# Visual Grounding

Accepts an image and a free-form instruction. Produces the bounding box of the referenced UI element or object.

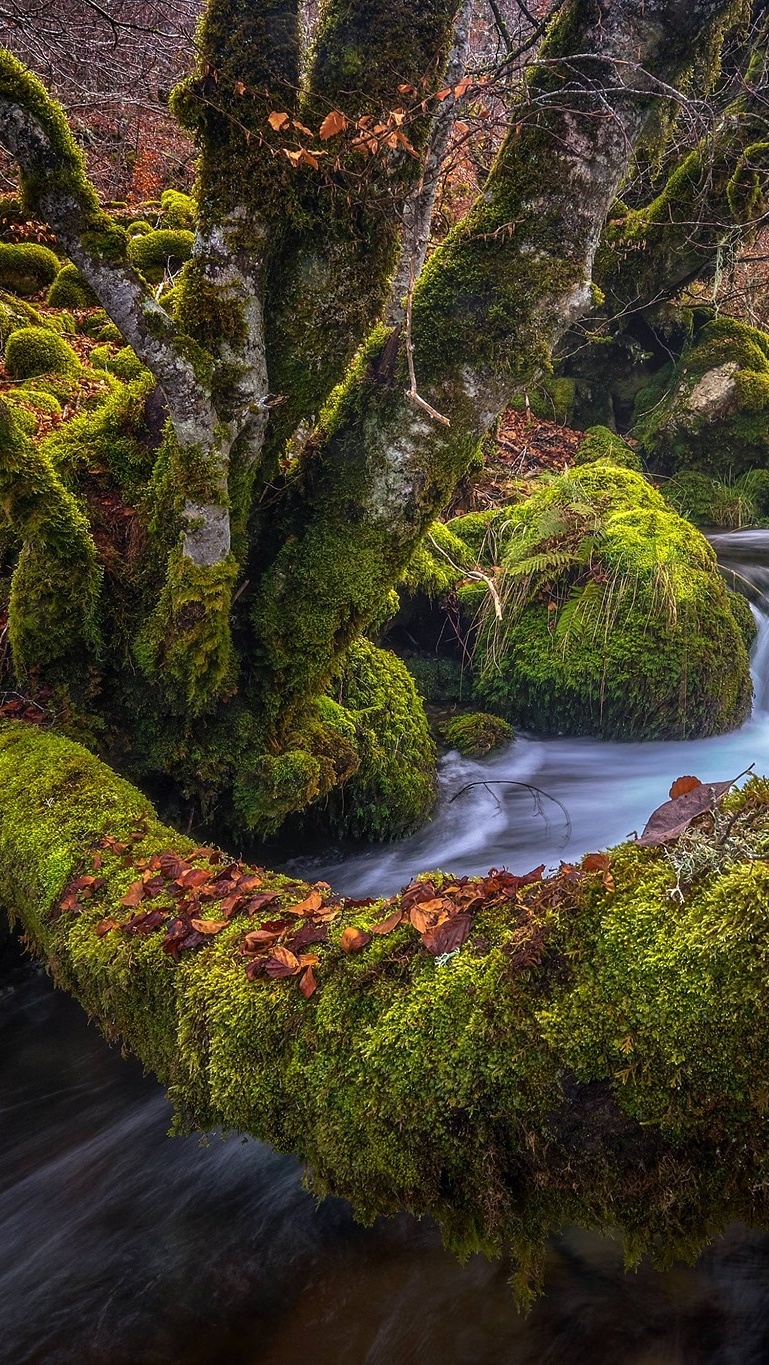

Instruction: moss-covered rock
[442,711,514,756]
[47,262,98,308]
[127,228,194,285]
[160,189,196,230]
[633,318,769,477]
[0,241,60,296]
[326,639,437,840]
[574,425,642,470]
[5,325,79,379]
[471,463,753,740]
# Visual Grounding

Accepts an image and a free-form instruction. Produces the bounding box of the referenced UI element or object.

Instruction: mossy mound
[0,291,46,344]
[127,229,194,285]
[326,639,437,840]
[442,711,513,757]
[633,318,769,477]
[0,242,60,296]
[160,189,196,230]
[47,262,98,308]
[90,343,146,381]
[471,463,753,740]
[5,325,79,379]
[574,425,642,470]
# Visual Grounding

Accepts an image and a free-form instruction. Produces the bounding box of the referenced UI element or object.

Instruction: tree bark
[252,0,749,722]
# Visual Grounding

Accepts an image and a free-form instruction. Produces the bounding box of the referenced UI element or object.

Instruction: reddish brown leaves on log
[669,775,701,800]
[421,914,472,957]
[636,780,733,848]
[340,926,372,953]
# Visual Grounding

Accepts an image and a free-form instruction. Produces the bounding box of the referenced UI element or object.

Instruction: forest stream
[5,529,769,1365]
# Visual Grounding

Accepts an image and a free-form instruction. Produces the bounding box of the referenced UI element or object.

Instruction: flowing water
[4,530,769,1364]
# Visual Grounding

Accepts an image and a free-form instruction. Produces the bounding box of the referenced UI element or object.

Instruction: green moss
[633,318,769,477]
[127,229,194,285]
[0,291,46,343]
[103,345,147,381]
[403,655,471,705]
[5,325,79,379]
[46,262,98,308]
[127,219,153,237]
[96,321,123,343]
[160,189,196,230]
[135,549,238,713]
[446,508,516,561]
[8,725,769,1299]
[12,387,61,416]
[574,425,642,470]
[442,711,514,757]
[0,241,60,296]
[0,401,101,681]
[39,372,157,495]
[401,521,472,599]
[472,463,753,739]
[326,640,437,839]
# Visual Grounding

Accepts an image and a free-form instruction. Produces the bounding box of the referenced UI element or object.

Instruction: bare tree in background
[0,0,198,196]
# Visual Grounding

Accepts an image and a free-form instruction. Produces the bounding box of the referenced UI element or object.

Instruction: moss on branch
[0,400,101,681]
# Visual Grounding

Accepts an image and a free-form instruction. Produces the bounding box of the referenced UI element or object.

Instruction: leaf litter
[53,769,752,998]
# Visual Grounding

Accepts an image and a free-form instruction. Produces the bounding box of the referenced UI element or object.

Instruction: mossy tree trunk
[0,0,758,823]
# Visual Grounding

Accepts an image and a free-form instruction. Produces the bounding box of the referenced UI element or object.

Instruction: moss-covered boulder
[0,242,60,296]
[127,228,194,285]
[326,639,437,840]
[442,711,513,756]
[633,318,769,477]
[574,424,642,470]
[5,325,79,380]
[160,189,196,230]
[471,463,753,740]
[47,262,98,308]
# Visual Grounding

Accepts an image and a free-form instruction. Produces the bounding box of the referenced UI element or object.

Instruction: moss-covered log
[7,722,769,1300]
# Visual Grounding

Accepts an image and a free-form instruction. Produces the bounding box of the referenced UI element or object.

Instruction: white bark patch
[182,503,232,566]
